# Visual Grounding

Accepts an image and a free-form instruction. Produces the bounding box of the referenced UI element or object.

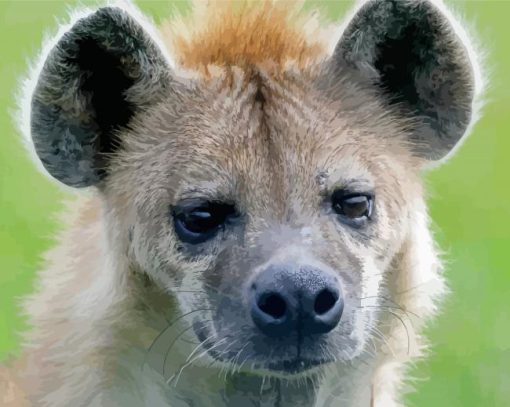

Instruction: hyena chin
[2,0,483,406]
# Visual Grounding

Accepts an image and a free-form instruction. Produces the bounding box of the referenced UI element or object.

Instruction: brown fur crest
[162,0,329,73]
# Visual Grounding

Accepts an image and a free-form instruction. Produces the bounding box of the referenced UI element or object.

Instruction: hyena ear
[30,6,172,187]
[331,0,479,162]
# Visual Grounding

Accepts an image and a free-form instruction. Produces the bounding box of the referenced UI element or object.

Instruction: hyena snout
[249,265,344,338]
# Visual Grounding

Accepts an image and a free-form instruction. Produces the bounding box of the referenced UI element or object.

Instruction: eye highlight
[172,201,237,244]
[331,190,374,223]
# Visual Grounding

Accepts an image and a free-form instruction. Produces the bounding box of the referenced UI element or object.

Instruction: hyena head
[27,0,480,378]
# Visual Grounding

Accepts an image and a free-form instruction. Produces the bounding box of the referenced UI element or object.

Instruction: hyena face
[27,1,479,378]
[104,71,421,373]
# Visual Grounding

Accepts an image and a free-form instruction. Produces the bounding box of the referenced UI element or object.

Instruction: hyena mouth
[193,319,334,376]
[263,358,334,375]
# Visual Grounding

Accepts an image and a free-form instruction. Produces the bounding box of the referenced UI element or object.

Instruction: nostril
[258,293,287,319]
[314,288,339,315]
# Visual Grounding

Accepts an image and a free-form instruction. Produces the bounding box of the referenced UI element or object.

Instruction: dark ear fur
[30,7,171,187]
[332,0,477,161]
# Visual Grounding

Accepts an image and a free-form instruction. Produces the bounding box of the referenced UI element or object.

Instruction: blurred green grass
[0,1,508,406]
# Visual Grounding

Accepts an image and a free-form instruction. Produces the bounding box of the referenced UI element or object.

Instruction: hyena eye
[331,191,373,221]
[172,202,236,244]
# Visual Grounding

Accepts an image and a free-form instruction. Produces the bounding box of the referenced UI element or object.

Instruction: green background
[0,1,508,405]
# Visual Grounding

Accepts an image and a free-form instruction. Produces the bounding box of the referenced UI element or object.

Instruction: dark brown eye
[331,191,373,220]
[173,201,236,244]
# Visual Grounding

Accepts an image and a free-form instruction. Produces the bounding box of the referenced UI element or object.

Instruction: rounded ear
[330,0,481,162]
[30,6,172,187]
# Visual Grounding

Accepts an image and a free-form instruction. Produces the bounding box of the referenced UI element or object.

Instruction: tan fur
[0,365,29,406]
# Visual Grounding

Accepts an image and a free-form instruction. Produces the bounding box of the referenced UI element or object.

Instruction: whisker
[258,347,275,394]
[223,339,242,382]
[359,296,422,320]
[229,341,252,377]
[260,374,268,395]
[236,350,254,374]
[146,308,213,356]
[179,337,202,345]
[162,323,205,377]
[387,310,411,355]
[358,305,420,323]
[368,326,396,357]
[144,308,214,373]
[394,281,431,296]
[230,341,249,375]
[171,337,235,387]
[183,331,217,365]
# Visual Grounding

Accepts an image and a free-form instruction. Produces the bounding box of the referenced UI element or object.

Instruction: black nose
[250,266,343,337]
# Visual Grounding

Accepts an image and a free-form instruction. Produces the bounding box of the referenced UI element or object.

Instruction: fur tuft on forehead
[161,0,331,74]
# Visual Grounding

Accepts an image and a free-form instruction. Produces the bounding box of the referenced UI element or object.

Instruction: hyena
[1,0,483,406]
